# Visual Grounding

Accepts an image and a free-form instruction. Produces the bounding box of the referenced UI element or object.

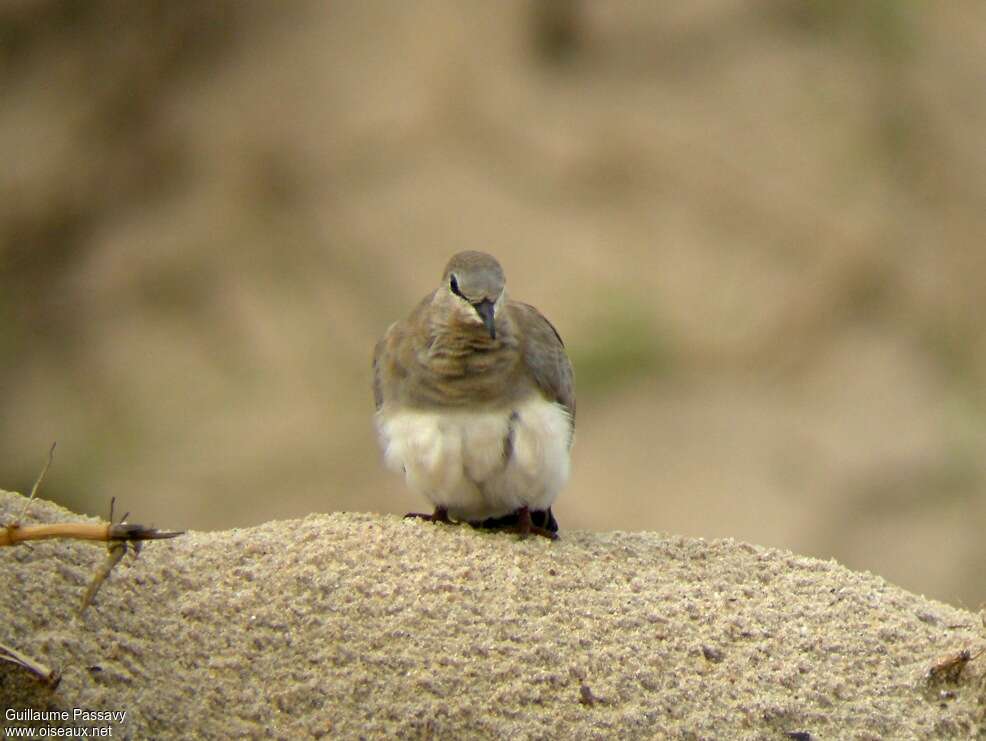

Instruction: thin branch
[15,442,56,524]
[80,541,128,613]
[0,641,61,689]
[4,445,185,615]
[926,645,986,683]
[1,522,183,547]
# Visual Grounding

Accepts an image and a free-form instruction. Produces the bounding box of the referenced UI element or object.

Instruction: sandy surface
[1,490,984,739]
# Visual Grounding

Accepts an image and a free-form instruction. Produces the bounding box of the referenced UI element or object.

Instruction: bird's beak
[473,299,496,339]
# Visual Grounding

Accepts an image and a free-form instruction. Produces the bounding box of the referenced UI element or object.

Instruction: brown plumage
[373,251,575,539]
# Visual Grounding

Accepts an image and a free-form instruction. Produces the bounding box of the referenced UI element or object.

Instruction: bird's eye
[449,274,462,297]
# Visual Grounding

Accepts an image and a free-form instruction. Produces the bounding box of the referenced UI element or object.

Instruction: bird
[373,250,575,539]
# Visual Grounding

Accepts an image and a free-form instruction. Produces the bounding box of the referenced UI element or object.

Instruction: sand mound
[1,490,983,739]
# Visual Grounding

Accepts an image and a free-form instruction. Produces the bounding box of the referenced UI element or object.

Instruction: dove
[373,251,575,539]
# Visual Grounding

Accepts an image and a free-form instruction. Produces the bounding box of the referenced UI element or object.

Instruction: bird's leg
[512,506,558,541]
[468,507,559,540]
[404,506,458,525]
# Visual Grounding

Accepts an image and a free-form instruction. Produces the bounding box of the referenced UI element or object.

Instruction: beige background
[2,1,985,606]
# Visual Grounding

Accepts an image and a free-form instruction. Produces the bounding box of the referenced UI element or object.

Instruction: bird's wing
[372,331,388,411]
[513,301,576,430]
[373,294,434,411]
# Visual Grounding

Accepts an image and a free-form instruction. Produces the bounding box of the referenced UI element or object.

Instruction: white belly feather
[376,396,572,521]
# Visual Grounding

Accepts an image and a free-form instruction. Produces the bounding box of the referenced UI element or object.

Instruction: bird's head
[438,251,506,339]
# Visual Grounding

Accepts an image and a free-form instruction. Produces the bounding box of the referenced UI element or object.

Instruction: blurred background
[2,1,984,608]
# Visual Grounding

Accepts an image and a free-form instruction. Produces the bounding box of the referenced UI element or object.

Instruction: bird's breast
[408,339,522,407]
[376,395,572,490]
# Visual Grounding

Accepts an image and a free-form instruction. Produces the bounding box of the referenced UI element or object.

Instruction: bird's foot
[515,506,558,540]
[471,506,558,540]
[404,507,457,525]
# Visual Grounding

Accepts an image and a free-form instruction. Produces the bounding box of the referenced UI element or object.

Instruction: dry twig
[926,646,986,684]
[0,641,61,689]
[2,446,183,547]
[3,446,184,613]
[80,540,129,613]
[77,498,172,613]
[1,520,184,548]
